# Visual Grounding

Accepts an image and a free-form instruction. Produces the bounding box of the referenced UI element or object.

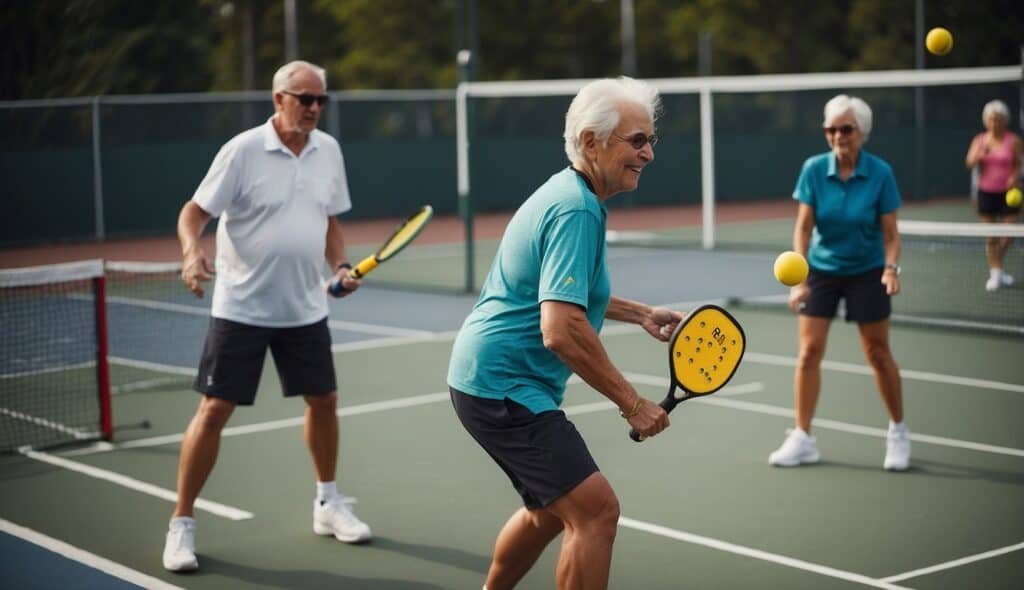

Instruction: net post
[700,87,716,250]
[93,274,113,441]
[457,51,475,293]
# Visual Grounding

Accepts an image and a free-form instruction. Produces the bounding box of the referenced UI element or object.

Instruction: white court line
[21,449,253,521]
[572,372,1024,457]
[0,360,95,379]
[109,356,196,376]
[112,376,186,395]
[326,319,435,337]
[106,295,434,337]
[744,352,1024,394]
[561,381,765,417]
[0,407,97,440]
[618,516,912,590]
[681,396,1024,458]
[65,391,453,456]
[74,363,1024,460]
[881,541,1024,583]
[331,331,458,353]
[0,518,184,590]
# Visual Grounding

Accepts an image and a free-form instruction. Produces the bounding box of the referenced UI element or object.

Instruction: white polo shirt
[192,116,352,327]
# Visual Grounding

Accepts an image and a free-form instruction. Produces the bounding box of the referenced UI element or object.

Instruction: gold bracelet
[620,398,644,419]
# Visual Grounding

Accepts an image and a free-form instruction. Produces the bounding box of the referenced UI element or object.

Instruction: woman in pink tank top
[964,99,1022,291]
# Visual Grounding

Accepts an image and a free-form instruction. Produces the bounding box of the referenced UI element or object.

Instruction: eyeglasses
[281,90,328,107]
[614,132,659,149]
[823,124,857,136]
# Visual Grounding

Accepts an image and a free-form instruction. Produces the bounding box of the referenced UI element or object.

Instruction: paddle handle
[328,257,378,296]
[628,387,684,442]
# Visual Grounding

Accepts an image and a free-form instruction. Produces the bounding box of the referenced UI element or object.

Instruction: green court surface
[1,197,1021,588]
[2,300,1022,589]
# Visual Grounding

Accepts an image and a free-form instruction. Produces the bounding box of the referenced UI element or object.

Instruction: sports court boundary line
[1,407,98,440]
[104,294,433,338]
[605,373,1024,458]
[617,516,912,590]
[70,368,1024,460]
[0,518,184,590]
[20,449,253,521]
[743,352,1024,394]
[881,540,1024,583]
[65,392,452,456]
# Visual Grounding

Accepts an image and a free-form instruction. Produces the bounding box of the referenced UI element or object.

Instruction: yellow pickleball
[1008,187,1023,208]
[926,27,953,56]
[774,251,809,287]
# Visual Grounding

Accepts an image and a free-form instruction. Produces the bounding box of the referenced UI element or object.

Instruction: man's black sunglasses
[281,90,328,107]
[614,132,659,149]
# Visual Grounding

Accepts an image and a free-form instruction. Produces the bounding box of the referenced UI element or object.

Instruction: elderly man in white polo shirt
[162,60,370,572]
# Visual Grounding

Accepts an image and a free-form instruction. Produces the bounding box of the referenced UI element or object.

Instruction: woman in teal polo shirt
[448,77,682,590]
[768,94,911,472]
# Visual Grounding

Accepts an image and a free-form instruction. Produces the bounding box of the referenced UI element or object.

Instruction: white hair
[982,100,1010,125]
[271,60,327,94]
[823,94,873,142]
[563,77,662,165]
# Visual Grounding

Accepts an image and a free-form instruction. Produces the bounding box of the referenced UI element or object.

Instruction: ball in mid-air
[1007,187,1023,208]
[774,251,809,287]
[926,27,953,56]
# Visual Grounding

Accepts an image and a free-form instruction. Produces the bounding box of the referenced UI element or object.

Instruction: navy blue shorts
[800,267,891,323]
[194,317,336,405]
[450,388,599,509]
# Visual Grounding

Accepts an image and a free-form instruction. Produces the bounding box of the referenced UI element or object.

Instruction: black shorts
[194,317,336,405]
[450,388,599,509]
[977,189,1021,217]
[800,267,891,323]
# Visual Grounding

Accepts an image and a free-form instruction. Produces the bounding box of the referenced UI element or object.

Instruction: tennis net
[894,220,1024,334]
[104,261,203,396]
[0,260,111,452]
[731,220,1024,335]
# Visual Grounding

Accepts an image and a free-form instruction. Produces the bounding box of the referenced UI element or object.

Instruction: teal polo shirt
[447,167,611,413]
[793,150,902,275]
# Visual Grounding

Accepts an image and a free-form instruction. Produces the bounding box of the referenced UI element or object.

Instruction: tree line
[4,0,1022,100]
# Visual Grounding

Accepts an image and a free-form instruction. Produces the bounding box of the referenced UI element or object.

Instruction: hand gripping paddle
[329,205,433,296]
[630,304,746,442]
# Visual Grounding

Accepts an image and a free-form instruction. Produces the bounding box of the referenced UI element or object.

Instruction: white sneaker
[162,517,198,572]
[768,428,820,467]
[985,274,1000,291]
[884,422,911,471]
[1000,272,1014,286]
[313,496,372,543]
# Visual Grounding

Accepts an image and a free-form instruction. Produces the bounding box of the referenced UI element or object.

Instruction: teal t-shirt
[447,167,611,413]
[793,150,902,275]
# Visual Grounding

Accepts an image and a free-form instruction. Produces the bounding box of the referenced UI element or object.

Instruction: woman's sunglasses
[823,124,857,136]
[615,132,659,149]
[281,90,329,107]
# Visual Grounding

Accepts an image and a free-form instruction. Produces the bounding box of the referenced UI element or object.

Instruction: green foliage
[2,0,1022,99]
[1,0,222,99]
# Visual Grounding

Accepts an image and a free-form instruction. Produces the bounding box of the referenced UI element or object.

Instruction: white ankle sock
[990,268,1002,279]
[170,516,195,529]
[316,480,338,502]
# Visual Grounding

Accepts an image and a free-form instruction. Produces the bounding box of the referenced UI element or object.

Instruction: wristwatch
[884,263,901,276]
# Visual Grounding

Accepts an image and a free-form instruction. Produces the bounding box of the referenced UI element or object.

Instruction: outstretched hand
[642,307,686,341]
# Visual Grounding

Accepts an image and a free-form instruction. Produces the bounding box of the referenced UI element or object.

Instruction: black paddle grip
[628,394,682,442]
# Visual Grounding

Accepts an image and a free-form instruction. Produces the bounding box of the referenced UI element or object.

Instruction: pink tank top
[977,133,1017,192]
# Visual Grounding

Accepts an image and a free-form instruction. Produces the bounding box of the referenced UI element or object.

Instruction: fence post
[91,96,105,240]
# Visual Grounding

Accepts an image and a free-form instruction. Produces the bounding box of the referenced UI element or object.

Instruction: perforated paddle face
[669,305,746,397]
[377,206,433,260]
